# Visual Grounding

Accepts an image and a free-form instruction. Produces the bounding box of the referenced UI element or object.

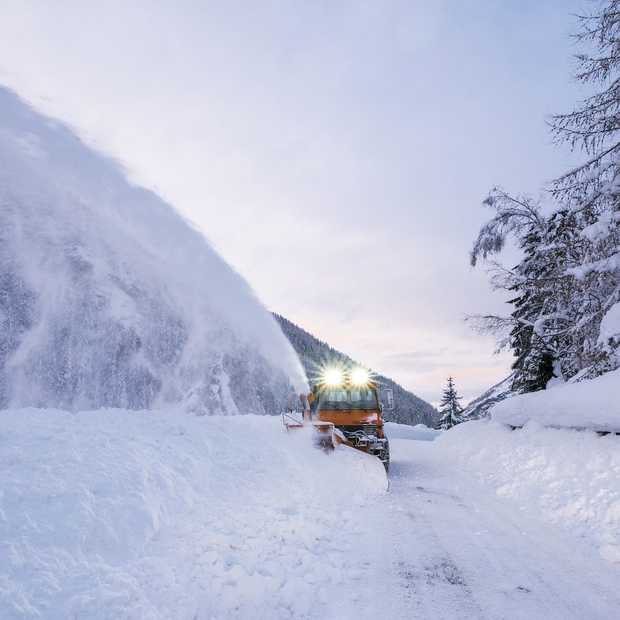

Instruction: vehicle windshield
[316,387,378,411]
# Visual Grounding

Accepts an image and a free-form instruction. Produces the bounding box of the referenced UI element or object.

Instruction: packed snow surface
[3,410,620,619]
[490,368,620,431]
[0,86,305,413]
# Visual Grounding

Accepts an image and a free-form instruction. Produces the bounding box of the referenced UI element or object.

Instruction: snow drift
[438,421,620,564]
[0,408,386,619]
[440,371,620,565]
[0,86,306,413]
[490,368,620,431]
[384,422,441,441]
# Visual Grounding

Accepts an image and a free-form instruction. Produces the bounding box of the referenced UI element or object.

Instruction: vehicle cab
[309,366,390,470]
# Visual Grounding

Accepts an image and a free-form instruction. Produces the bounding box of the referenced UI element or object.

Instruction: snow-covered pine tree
[438,377,464,430]
[549,0,620,376]
[470,2,620,388]
[469,190,561,391]
[470,191,608,388]
[509,226,556,393]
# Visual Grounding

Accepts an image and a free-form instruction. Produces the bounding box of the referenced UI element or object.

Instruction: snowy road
[3,411,619,620]
[358,436,620,620]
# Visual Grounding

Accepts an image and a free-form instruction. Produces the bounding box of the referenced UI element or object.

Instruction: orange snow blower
[282,365,392,470]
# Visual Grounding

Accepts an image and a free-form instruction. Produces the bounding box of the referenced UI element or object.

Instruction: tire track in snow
[379,438,620,620]
[383,458,485,620]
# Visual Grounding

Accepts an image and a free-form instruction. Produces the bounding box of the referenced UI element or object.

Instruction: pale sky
[0,0,586,404]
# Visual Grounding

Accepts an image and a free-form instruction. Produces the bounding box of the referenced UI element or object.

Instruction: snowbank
[0,409,386,619]
[437,420,620,563]
[490,368,620,431]
[0,86,305,414]
[384,422,441,441]
[599,301,620,346]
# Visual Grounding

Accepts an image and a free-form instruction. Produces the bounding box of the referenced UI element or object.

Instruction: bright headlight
[323,367,343,386]
[351,367,370,386]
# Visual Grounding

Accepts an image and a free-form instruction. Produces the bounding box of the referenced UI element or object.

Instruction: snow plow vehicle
[282,366,392,471]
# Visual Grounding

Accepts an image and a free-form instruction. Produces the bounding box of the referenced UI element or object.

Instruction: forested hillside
[275,314,438,427]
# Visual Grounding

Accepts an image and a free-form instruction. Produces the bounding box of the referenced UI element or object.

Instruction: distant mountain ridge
[462,374,515,420]
[275,314,439,427]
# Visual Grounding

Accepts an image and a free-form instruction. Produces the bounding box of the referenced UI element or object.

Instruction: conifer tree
[508,225,554,392]
[469,2,620,389]
[548,0,620,376]
[438,377,464,430]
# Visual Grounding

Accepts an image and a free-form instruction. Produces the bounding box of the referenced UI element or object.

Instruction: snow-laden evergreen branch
[469,1,620,393]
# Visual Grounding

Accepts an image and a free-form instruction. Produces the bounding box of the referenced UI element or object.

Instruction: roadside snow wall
[437,420,620,563]
[384,422,441,441]
[0,86,306,414]
[490,368,620,432]
[0,408,386,620]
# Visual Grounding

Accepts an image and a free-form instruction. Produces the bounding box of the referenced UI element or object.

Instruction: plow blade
[282,412,336,450]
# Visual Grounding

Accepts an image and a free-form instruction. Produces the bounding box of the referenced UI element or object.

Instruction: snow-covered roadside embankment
[0,409,386,620]
[490,368,620,432]
[436,420,620,563]
[384,422,441,441]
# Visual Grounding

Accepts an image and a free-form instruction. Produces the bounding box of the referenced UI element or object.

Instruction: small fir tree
[438,377,464,430]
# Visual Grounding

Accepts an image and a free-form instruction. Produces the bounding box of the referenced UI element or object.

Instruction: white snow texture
[0,408,386,620]
[0,86,306,414]
[438,420,620,564]
[598,301,620,355]
[490,368,620,431]
[4,411,618,619]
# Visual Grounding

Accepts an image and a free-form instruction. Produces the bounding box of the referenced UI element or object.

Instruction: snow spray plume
[0,86,307,413]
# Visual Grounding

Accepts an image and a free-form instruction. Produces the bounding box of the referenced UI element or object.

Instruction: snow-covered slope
[0,408,386,620]
[461,374,514,420]
[490,368,620,431]
[0,87,305,413]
